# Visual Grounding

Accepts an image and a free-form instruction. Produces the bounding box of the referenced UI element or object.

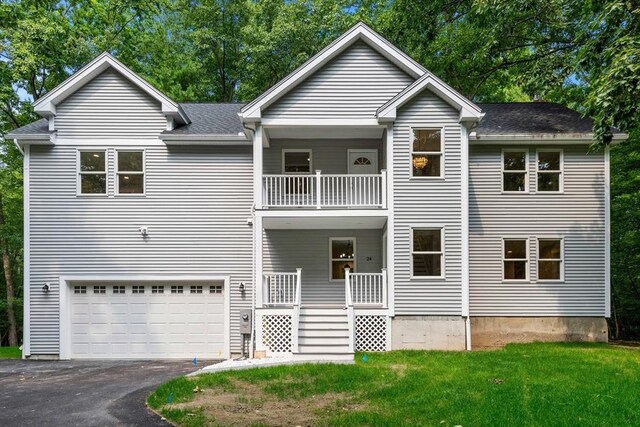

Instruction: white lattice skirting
[355,315,389,352]
[262,314,293,353]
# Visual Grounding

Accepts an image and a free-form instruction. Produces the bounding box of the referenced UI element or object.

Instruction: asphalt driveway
[0,359,216,426]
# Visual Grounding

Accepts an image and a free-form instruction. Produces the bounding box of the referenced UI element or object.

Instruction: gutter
[159,134,251,144]
[470,132,628,143]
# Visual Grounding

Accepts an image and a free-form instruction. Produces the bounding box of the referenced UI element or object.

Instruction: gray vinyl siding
[392,92,463,315]
[55,69,167,139]
[264,41,414,119]
[263,229,383,305]
[28,144,253,355]
[264,139,383,174]
[469,145,606,316]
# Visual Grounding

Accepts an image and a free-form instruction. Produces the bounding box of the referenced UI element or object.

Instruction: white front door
[348,150,378,175]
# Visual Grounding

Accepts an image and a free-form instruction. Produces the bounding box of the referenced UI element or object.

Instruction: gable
[264,41,414,120]
[55,68,167,139]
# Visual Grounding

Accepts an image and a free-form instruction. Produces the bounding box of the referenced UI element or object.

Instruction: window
[502,150,528,192]
[282,150,312,174]
[171,285,184,294]
[210,285,223,294]
[113,285,125,294]
[117,151,144,194]
[132,285,145,294]
[79,151,107,194]
[330,238,356,280]
[538,239,563,281]
[411,129,442,177]
[503,239,529,280]
[537,150,562,192]
[74,285,87,294]
[190,285,203,294]
[152,285,164,294]
[93,285,106,294]
[412,228,443,277]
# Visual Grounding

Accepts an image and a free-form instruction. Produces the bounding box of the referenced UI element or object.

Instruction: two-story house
[8,23,625,360]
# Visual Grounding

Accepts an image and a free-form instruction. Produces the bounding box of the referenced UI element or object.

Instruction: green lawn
[148,343,640,427]
[0,346,21,359]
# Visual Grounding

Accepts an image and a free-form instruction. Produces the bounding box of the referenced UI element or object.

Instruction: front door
[348,150,378,175]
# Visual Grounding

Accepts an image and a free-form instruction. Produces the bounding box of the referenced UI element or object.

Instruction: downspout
[13,139,25,156]
[243,121,257,359]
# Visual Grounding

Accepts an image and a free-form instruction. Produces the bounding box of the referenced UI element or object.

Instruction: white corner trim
[604,145,611,318]
[240,22,426,120]
[22,144,30,358]
[461,124,470,317]
[385,124,395,317]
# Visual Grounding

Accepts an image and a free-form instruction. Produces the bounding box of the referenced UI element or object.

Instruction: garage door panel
[69,281,226,359]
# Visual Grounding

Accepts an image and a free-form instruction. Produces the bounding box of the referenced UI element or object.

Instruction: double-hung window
[538,239,563,281]
[79,151,107,194]
[503,239,528,281]
[411,228,443,277]
[411,129,442,177]
[330,238,356,280]
[537,150,562,192]
[117,151,144,194]
[502,150,528,192]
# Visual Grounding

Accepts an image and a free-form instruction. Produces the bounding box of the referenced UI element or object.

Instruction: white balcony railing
[262,270,301,306]
[346,269,388,307]
[263,170,386,209]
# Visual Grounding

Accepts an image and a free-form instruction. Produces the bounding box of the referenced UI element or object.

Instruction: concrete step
[290,352,354,362]
[299,315,348,323]
[299,336,350,346]
[298,344,351,353]
[299,328,349,338]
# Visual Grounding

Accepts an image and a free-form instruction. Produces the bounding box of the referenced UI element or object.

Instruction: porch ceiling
[265,125,385,140]
[262,214,387,230]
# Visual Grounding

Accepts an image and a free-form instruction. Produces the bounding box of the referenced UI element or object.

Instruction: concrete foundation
[391,316,466,351]
[471,317,608,349]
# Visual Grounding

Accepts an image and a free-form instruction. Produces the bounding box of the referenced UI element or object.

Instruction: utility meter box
[239,309,252,334]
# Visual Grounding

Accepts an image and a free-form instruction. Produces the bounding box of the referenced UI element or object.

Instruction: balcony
[262,170,387,209]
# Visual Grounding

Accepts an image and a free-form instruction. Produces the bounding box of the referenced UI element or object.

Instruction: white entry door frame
[347,149,378,175]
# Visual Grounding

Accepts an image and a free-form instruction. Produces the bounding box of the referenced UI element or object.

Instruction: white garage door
[69,281,226,359]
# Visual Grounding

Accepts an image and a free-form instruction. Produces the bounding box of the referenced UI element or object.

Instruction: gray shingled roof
[8,101,615,140]
[163,103,246,136]
[5,118,51,136]
[475,102,611,136]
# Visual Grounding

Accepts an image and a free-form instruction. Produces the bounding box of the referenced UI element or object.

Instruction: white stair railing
[291,268,302,352]
[344,268,355,353]
[263,272,298,306]
[349,269,388,307]
[263,171,386,209]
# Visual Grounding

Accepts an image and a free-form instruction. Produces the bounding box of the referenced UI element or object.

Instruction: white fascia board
[159,134,251,145]
[470,133,628,144]
[377,74,482,123]
[240,22,426,121]
[33,52,190,125]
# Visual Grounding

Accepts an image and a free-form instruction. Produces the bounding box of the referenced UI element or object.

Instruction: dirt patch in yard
[167,378,367,426]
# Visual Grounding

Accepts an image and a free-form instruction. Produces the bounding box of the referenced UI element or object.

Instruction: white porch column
[255,214,264,308]
[254,124,263,210]
[385,123,395,317]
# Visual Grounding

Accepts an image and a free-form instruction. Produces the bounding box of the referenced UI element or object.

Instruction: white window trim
[501,148,529,193]
[537,237,564,282]
[410,127,444,179]
[329,237,356,282]
[410,227,445,279]
[77,149,107,196]
[536,149,564,193]
[282,149,313,174]
[502,237,530,282]
[116,149,146,196]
